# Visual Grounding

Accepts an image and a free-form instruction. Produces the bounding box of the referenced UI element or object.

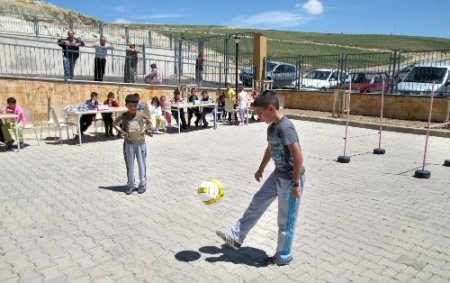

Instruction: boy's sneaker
[125,187,134,195]
[262,256,292,266]
[216,230,241,250]
[137,187,146,194]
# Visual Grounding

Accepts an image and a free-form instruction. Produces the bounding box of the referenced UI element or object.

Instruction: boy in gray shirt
[114,94,151,195]
[217,90,306,266]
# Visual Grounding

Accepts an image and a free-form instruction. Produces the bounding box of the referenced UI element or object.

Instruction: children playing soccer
[216,89,306,266]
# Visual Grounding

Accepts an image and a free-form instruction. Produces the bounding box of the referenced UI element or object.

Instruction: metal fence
[0,34,252,87]
[0,14,254,87]
[267,49,450,95]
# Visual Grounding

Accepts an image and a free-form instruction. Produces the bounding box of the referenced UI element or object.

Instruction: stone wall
[0,77,181,122]
[277,90,450,122]
[1,77,449,123]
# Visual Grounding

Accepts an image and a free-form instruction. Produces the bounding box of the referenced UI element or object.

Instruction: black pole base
[414,169,431,179]
[444,159,450,167]
[337,155,351,163]
[373,148,386,155]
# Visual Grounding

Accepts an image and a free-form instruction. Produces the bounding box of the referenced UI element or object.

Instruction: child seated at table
[171,89,188,131]
[101,92,119,137]
[200,90,214,128]
[149,96,166,132]
[76,92,98,138]
[0,97,26,149]
[160,95,171,127]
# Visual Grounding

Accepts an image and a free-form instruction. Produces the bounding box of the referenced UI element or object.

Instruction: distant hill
[1,0,449,57]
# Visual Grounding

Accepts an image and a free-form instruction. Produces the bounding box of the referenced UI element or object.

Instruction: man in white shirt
[93,36,114,81]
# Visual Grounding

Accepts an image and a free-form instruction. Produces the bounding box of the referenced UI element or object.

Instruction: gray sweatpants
[227,169,306,263]
[123,142,147,189]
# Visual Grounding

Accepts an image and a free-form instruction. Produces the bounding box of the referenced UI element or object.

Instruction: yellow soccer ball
[197,178,224,205]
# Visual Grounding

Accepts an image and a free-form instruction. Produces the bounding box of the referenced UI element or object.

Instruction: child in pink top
[160,95,171,127]
[1,97,26,149]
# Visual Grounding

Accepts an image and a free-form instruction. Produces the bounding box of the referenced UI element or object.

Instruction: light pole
[234,36,240,93]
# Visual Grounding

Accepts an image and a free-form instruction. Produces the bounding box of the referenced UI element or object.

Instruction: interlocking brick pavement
[0,117,449,282]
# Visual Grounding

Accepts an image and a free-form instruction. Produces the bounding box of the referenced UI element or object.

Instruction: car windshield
[350,73,378,83]
[404,67,447,83]
[267,62,278,72]
[305,70,331,80]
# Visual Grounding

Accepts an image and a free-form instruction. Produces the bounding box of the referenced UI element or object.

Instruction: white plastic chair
[40,105,66,140]
[22,108,40,146]
[224,99,238,124]
[50,107,74,144]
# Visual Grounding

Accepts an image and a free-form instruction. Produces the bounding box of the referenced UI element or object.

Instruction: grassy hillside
[125,24,450,57]
[2,1,450,58]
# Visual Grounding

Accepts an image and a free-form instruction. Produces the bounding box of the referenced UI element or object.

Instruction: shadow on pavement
[199,245,268,267]
[98,185,127,193]
[174,250,201,262]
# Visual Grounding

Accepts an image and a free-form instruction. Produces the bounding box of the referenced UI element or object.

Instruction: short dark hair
[7,97,16,104]
[174,89,180,95]
[253,90,279,110]
[125,94,139,103]
[90,92,98,98]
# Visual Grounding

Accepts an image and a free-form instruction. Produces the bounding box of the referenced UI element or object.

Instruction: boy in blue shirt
[216,90,305,266]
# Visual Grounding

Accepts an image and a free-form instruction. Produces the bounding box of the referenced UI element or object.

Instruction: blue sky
[44,0,449,38]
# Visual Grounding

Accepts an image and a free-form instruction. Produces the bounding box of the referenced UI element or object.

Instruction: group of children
[115,89,306,267]
[1,89,307,267]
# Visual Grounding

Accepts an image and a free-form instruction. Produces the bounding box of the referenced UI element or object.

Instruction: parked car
[339,71,390,93]
[239,61,297,89]
[396,61,450,96]
[297,69,348,90]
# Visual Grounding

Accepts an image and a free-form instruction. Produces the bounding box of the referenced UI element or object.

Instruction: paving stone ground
[0,116,449,282]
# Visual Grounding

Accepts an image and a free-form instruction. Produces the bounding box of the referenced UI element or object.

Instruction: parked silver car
[240,61,297,89]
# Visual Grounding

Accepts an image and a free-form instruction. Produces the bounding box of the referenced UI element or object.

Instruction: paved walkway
[1,117,450,282]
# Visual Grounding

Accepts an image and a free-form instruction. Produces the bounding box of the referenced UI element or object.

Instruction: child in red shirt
[101,92,120,136]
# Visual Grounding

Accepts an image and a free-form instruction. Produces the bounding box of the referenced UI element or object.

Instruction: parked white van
[396,61,450,96]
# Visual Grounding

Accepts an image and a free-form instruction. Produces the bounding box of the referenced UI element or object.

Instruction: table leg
[177,108,181,134]
[78,114,82,145]
[15,117,20,151]
[214,105,217,130]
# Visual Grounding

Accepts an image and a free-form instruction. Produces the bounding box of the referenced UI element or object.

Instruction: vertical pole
[142,43,146,79]
[224,35,228,85]
[178,39,182,84]
[33,14,39,37]
[99,22,103,38]
[422,83,435,171]
[343,81,352,156]
[148,31,152,46]
[378,80,385,149]
[337,81,352,163]
[235,40,239,93]
[125,26,129,44]
[219,62,222,86]
[374,80,386,154]
[414,82,435,178]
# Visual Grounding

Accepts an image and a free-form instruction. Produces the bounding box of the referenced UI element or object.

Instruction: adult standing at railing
[195,52,205,86]
[57,30,85,80]
[93,36,114,81]
[124,43,139,83]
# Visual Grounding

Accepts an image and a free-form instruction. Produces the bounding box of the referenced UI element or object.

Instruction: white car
[298,69,348,90]
[396,61,450,96]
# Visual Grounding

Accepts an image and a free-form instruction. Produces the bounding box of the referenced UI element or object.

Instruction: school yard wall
[0,77,449,123]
